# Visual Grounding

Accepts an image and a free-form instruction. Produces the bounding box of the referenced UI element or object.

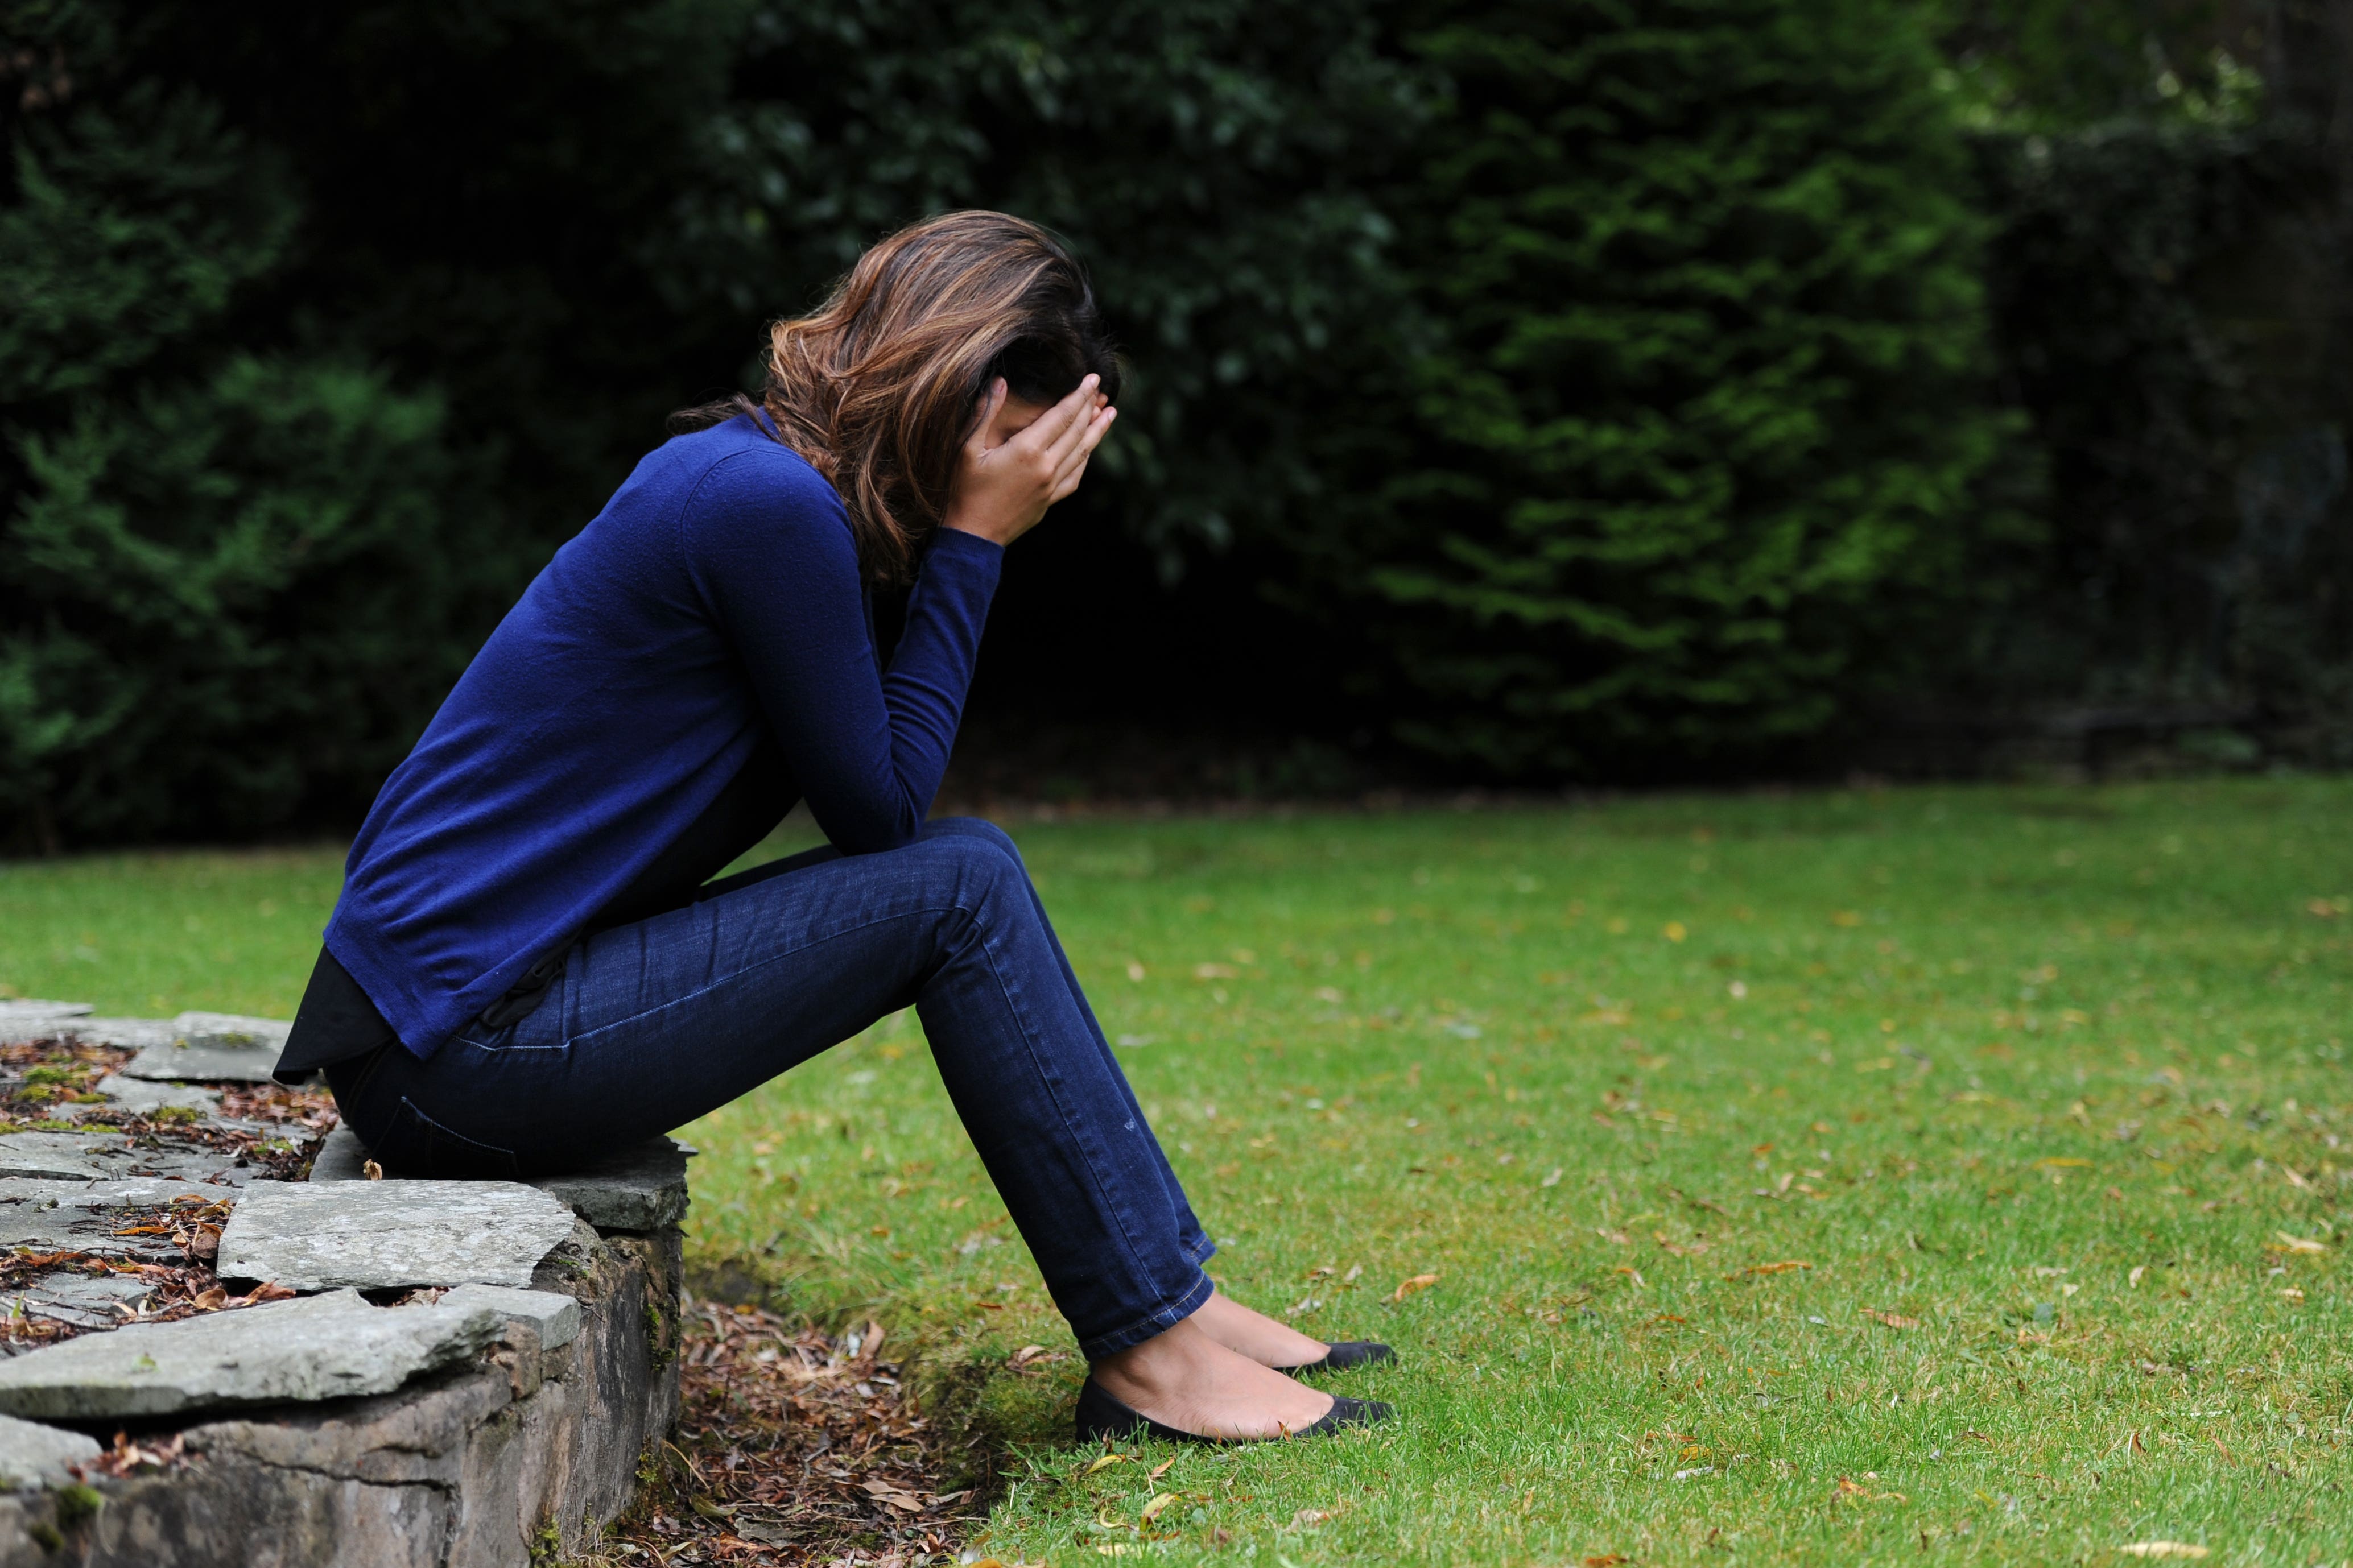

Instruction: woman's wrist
[941,510,1019,547]
[933,520,1006,555]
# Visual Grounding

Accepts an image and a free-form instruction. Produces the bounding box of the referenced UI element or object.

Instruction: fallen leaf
[689,1495,735,1521]
[1146,1458,1175,1482]
[1861,1308,1919,1330]
[1083,1453,1128,1475]
[2119,1546,2210,1561]
[2272,1233,2326,1255]
[1140,1492,1179,1524]
[858,1479,924,1513]
[2037,1157,2092,1169]
[1583,1557,1628,1568]
[1732,1261,1813,1279]
[1392,1272,1439,1302]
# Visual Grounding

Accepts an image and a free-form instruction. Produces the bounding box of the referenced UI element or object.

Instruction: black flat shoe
[1074,1377,1393,1446]
[1277,1341,1396,1377]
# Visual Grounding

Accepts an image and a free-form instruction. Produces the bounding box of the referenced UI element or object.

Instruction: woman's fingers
[1040,397,1113,481]
[1048,457,1091,506]
[1047,407,1116,502]
[1015,375,1100,461]
[1040,388,1110,470]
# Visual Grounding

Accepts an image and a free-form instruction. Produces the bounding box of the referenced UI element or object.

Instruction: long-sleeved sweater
[323,412,1002,1060]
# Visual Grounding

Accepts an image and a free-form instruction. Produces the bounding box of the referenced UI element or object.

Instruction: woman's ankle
[1090,1320,1332,1439]
[1186,1289,1329,1367]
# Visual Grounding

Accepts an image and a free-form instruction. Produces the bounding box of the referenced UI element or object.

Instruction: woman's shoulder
[667,418,844,525]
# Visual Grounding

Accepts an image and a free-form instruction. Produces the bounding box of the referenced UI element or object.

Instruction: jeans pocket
[377,1095,523,1181]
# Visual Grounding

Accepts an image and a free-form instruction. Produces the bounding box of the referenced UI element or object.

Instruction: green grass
[6,780,2350,1565]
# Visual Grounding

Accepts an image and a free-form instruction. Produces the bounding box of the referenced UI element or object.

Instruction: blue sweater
[325,414,1003,1059]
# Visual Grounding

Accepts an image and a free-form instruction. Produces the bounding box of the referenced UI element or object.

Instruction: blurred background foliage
[1,0,2347,844]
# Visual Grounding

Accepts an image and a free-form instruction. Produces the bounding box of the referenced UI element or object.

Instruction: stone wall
[0,1000,686,1567]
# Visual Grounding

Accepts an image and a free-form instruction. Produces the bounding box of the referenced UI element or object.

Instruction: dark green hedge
[1281,0,2013,776]
[2,0,2341,843]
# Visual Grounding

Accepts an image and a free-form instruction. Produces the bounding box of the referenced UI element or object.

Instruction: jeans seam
[558,899,987,1052]
[959,900,1186,1338]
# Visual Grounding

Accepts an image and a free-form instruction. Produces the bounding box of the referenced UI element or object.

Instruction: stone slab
[0,1002,92,1032]
[0,1289,502,1420]
[0,1225,683,1566]
[437,1285,580,1350]
[0,1413,99,1491]
[93,1074,221,1116]
[0,1131,246,1189]
[531,1138,692,1232]
[0,1131,134,1182]
[14,1271,155,1330]
[88,1011,292,1082]
[0,1176,222,1209]
[312,1131,692,1232]
[62,1017,180,1050]
[308,1127,368,1182]
[119,1042,280,1083]
[217,1181,578,1290]
[171,1012,291,1049]
[0,1178,230,1262]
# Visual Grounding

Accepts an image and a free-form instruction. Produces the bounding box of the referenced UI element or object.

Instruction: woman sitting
[274,212,1393,1444]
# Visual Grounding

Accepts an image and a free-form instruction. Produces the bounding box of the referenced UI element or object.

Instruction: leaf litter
[600,1298,977,1565]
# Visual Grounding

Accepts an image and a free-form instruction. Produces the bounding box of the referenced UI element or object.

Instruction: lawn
[3,779,2349,1565]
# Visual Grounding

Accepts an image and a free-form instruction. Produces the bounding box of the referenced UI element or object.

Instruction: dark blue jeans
[325,817,1213,1359]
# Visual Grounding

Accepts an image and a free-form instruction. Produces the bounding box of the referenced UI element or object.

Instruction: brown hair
[675,211,1120,586]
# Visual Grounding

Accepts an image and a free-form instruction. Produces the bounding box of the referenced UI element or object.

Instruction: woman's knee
[922,816,1026,870]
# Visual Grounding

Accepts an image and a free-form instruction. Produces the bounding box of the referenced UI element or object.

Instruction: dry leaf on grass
[1392,1272,1439,1301]
[1861,1308,1919,1329]
[1006,1343,1067,1372]
[2119,1546,2210,1560]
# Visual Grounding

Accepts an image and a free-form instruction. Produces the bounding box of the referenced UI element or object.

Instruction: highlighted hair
[678,211,1118,585]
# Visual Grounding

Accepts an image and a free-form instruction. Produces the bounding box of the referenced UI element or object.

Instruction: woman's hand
[942,374,1116,547]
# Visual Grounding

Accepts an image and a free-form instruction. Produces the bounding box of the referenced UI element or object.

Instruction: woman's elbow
[821,804,924,857]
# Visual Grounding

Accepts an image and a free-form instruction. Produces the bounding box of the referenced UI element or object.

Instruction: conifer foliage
[1294,0,2008,775]
[0,4,493,846]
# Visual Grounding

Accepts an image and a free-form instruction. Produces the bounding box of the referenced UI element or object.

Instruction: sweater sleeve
[682,451,1002,853]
